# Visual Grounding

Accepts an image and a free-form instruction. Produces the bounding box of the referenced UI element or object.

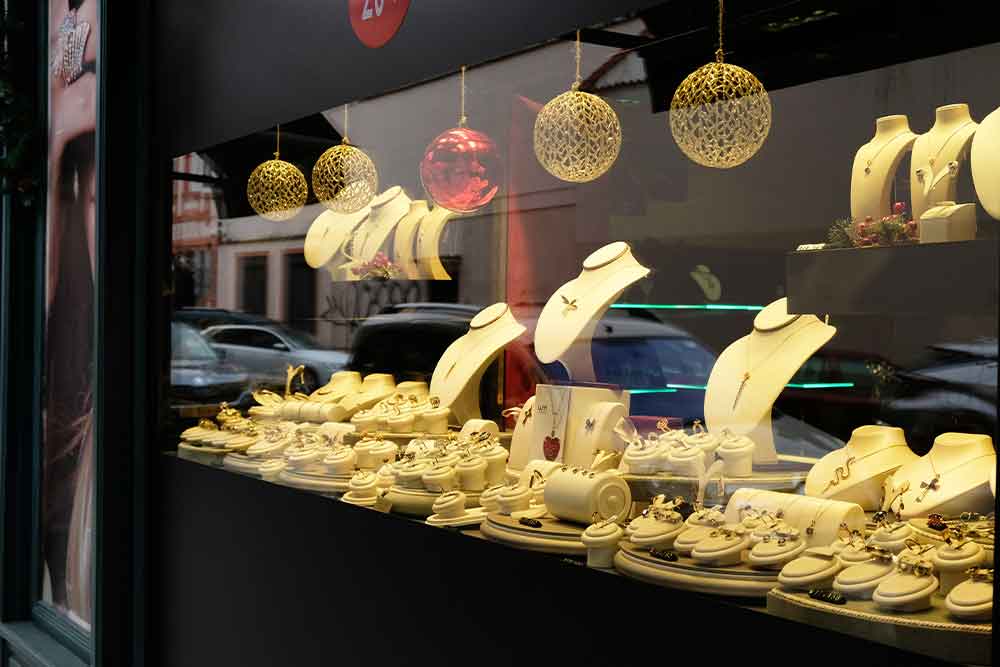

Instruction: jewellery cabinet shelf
[785,239,998,315]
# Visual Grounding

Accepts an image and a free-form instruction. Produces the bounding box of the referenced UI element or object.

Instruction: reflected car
[173,307,272,330]
[171,322,251,404]
[203,323,349,392]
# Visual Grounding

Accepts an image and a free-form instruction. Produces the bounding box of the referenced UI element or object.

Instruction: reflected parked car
[170,322,251,404]
[203,323,349,392]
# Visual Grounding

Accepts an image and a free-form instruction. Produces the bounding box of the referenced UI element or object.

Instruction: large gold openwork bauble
[670,61,772,169]
[246,158,308,222]
[312,143,379,214]
[533,88,622,183]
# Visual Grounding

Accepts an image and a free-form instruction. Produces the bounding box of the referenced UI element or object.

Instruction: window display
[165,2,997,663]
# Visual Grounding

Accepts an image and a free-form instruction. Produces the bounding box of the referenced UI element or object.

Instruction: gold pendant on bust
[864,161,872,175]
[733,372,750,411]
[929,156,936,167]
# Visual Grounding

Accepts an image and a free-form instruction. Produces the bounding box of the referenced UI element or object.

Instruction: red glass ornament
[419,126,501,213]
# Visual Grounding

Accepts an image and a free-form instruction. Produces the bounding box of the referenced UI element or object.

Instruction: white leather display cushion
[946,579,993,621]
[872,573,939,612]
[833,560,895,600]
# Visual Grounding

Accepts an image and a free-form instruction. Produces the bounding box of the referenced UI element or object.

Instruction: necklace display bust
[304,206,371,270]
[805,425,918,510]
[850,115,917,223]
[534,241,650,382]
[970,104,1000,220]
[910,104,978,221]
[393,200,429,279]
[704,298,836,463]
[886,432,996,520]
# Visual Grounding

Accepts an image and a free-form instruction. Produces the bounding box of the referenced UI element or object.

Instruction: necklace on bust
[915,452,996,503]
[863,132,913,175]
[733,320,821,411]
[821,444,912,494]
[923,120,976,168]
[542,388,571,460]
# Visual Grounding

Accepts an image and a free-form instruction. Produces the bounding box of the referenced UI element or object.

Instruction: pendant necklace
[863,132,913,175]
[915,452,995,503]
[543,388,570,460]
[924,120,975,168]
[822,444,912,494]
[733,319,821,412]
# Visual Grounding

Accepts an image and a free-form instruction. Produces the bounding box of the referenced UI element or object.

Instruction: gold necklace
[863,132,912,175]
[915,452,996,503]
[822,445,911,494]
[733,320,821,411]
[924,120,975,167]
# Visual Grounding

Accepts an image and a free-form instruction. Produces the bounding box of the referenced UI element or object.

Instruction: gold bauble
[533,86,622,183]
[312,142,378,214]
[246,157,308,222]
[670,60,771,169]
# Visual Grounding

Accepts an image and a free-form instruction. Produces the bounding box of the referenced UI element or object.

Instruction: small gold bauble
[670,60,771,169]
[533,86,622,183]
[246,157,308,222]
[312,142,378,214]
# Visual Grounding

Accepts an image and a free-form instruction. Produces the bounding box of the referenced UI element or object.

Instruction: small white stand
[919,202,978,243]
[726,489,865,548]
[850,115,917,223]
[885,432,996,520]
[304,207,370,270]
[970,105,1000,220]
[534,242,650,382]
[704,298,836,463]
[355,186,411,263]
[910,104,978,222]
[506,396,537,472]
[805,425,919,510]
[429,303,526,423]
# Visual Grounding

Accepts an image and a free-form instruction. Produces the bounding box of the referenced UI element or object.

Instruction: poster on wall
[348,0,410,48]
[43,0,98,632]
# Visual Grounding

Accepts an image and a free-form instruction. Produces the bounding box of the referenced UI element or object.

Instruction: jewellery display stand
[328,374,398,422]
[505,396,537,472]
[704,298,836,463]
[804,425,919,510]
[910,104,978,222]
[725,489,865,547]
[534,242,650,382]
[884,432,996,520]
[908,518,994,566]
[303,207,371,270]
[384,487,484,518]
[429,302,526,423]
[510,384,630,472]
[767,588,991,666]
[479,513,588,555]
[623,465,812,507]
[919,202,977,243]
[850,115,917,223]
[354,186,412,265]
[970,104,1000,219]
[415,205,455,280]
[392,200,429,279]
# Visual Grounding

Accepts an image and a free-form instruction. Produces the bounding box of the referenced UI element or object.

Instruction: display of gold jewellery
[533,31,622,183]
[966,567,994,583]
[312,104,379,214]
[247,125,309,222]
[896,555,934,578]
[669,0,771,169]
[762,525,800,546]
[865,545,895,563]
[52,7,92,86]
[197,418,219,431]
[709,526,748,541]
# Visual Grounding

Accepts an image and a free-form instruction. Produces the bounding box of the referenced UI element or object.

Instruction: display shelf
[480,513,587,555]
[785,240,998,315]
[767,588,992,666]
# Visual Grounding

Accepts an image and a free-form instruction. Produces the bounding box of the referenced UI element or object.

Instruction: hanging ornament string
[275,124,281,157]
[459,65,467,127]
[716,0,724,62]
[574,30,582,87]
[343,104,350,144]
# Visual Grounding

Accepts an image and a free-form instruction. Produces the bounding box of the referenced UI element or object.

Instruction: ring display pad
[415,205,455,280]
[908,518,995,566]
[726,489,865,546]
[392,200,429,279]
[767,588,991,666]
[385,487,482,518]
[850,114,917,223]
[971,104,1000,220]
[534,242,650,382]
[704,298,836,463]
[909,104,978,222]
[613,542,779,598]
[303,206,371,270]
[623,460,813,505]
[429,303,526,423]
[804,425,919,510]
[479,513,587,555]
[177,442,228,466]
[509,385,630,472]
[884,432,996,520]
[343,430,512,449]
[277,469,351,496]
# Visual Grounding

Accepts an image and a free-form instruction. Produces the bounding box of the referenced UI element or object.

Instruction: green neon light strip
[610,303,765,311]
[626,388,678,394]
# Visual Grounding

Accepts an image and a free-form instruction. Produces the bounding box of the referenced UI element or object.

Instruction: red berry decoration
[420,126,502,213]
[542,435,561,461]
[893,201,905,215]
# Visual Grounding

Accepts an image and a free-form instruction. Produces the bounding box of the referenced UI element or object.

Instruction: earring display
[247,125,309,221]
[420,66,501,213]
[669,0,771,169]
[533,30,621,183]
[313,104,379,214]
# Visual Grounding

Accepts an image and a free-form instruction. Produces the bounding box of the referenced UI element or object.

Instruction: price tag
[349,0,411,49]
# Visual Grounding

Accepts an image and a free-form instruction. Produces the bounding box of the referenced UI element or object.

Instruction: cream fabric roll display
[542,466,631,525]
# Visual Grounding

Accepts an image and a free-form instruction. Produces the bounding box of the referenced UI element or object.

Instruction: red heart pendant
[543,435,561,461]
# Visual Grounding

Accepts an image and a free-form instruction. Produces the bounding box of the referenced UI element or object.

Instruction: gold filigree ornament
[669,0,771,169]
[312,104,378,214]
[533,31,621,183]
[247,125,309,221]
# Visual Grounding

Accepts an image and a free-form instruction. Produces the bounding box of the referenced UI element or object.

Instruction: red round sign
[349,0,411,49]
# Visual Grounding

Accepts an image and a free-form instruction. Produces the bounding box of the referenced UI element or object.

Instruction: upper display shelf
[785,240,998,316]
